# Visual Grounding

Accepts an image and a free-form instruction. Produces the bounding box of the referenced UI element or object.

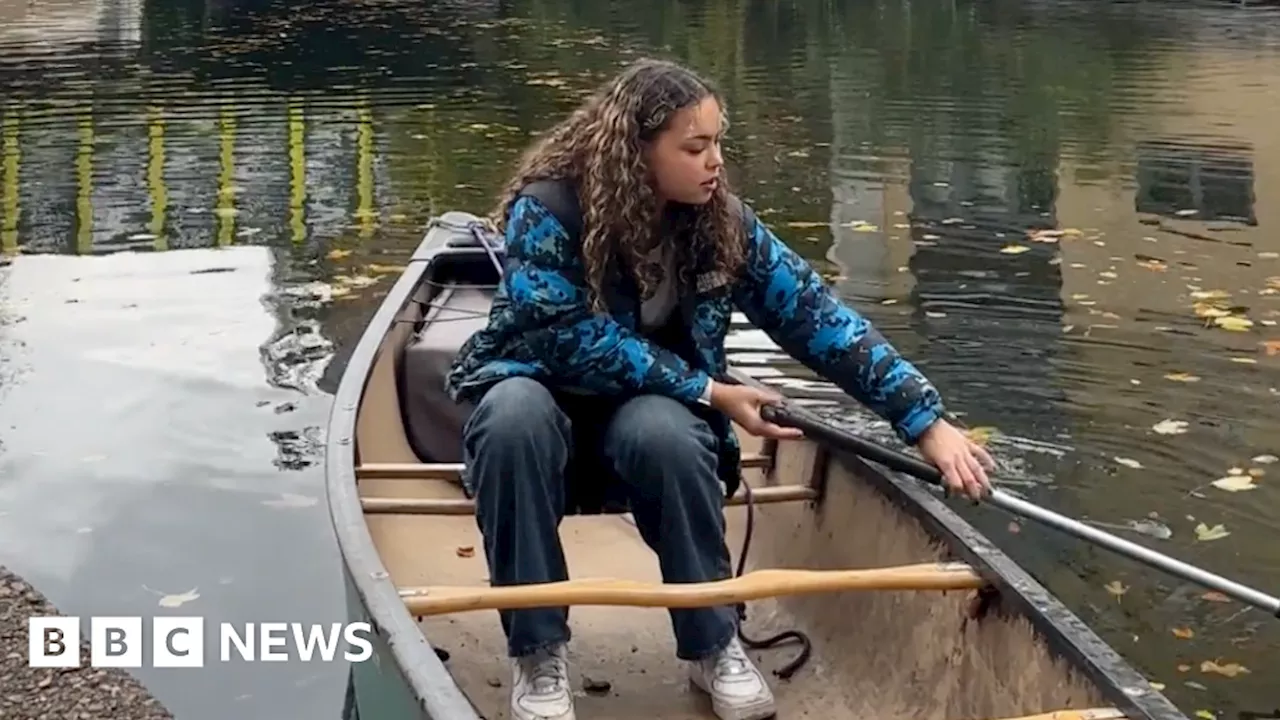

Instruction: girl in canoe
[444,58,994,720]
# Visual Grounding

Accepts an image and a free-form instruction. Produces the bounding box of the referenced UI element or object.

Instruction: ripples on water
[1,0,1279,717]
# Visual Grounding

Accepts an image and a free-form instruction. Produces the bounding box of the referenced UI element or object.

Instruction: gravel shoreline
[0,566,174,720]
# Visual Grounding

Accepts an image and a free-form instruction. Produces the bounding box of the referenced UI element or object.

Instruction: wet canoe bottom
[362,457,1104,720]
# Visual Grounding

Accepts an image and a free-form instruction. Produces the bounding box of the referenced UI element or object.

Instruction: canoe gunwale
[326,250,482,720]
[327,226,1188,720]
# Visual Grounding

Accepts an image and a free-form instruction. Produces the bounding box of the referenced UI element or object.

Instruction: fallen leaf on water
[1191,288,1230,301]
[159,588,201,608]
[1187,682,1208,691]
[1213,315,1254,332]
[1247,467,1266,477]
[366,263,408,274]
[1200,660,1250,678]
[1000,244,1031,255]
[1262,340,1280,356]
[784,221,827,229]
[456,546,475,558]
[1104,580,1128,597]
[333,274,380,289]
[1152,419,1189,435]
[1178,664,1192,672]
[261,493,319,508]
[1201,591,1230,603]
[1195,711,1215,720]
[1007,521,1021,534]
[1194,303,1230,319]
[1150,682,1166,691]
[1194,523,1230,541]
[963,426,999,446]
[1164,372,1201,383]
[1027,229,1064,242]
[1115,457,1143,469]
[1230,357,1257,364]
[1253,454,1278,464]
[1210,475,1258,492]
[326,248,352,260]
[1172,627,1195,639]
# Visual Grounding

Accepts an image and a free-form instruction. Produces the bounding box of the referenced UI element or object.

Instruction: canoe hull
[326,213,1188,720]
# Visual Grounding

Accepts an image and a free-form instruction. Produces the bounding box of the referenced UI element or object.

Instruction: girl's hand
[916,419,995,501]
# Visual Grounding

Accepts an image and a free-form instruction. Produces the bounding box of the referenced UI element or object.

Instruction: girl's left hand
[916,419,995,501]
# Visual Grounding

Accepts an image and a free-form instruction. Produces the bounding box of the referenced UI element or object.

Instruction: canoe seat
[355,451,772,481]
[396,562,989,616]
[355,452,806,516]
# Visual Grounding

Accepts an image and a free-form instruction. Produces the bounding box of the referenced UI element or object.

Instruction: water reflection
[0,0,1278,718]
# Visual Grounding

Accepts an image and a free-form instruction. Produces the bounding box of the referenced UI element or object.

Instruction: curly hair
[492,58,747,312]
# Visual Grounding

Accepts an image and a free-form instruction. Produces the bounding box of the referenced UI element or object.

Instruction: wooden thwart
[363,484,817,516]
[356,452,772,481]
[399,562,985,616]
[991,710,1125,720]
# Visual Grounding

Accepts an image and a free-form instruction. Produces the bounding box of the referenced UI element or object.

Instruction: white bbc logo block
[28,617,81,668]
[90,617,143,668]
[153,617,204,668]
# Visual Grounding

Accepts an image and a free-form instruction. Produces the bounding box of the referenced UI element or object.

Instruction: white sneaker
[510,644,576,720]
[688,638,776,720]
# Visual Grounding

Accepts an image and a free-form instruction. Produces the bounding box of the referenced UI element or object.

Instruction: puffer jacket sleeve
[500,194,711,402]
[730,203,947,444]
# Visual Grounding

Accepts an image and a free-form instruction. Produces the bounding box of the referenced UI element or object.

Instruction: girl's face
[644,95,725,206]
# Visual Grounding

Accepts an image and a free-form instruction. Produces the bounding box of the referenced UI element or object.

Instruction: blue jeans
[460,377,737,661]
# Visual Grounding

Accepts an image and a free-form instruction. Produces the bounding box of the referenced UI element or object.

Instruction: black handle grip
[760,404,945,487]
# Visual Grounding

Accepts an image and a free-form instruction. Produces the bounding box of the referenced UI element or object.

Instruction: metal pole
[989,489,1280,615]
[763,404,1280,617]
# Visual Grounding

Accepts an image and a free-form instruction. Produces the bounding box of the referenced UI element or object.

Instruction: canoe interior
[345,215,1178,720]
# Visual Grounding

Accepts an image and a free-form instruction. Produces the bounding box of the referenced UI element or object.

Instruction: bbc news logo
[28,617,374,668]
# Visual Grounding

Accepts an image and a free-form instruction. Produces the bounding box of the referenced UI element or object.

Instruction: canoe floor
[356,317,1107,719]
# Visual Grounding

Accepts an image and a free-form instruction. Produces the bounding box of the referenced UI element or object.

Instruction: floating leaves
[962,426,999,446]
[1114,457,1143,470]
[1200,591,1231,603]
[1172,627,1195,639]
[455,546,475,558]
[999,244,1030,255]
[1213,315,1254,332]
[1164,372,1201,383]
[1194,523,1230,541]
[1200,660,1250,678]
[1253,454,1277,464]
[1262,339,1280,356]
[1190,289,1254,331]
[1210,475,1258,492]
[261,493,319,508]
[158,588,200,608]
[1104,580,1128,598]
[1152,419,1188,435]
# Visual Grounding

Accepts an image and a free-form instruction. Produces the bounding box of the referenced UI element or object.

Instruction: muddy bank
[0,566,173,720]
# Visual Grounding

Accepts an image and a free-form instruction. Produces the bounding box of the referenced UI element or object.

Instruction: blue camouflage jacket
[445,179,946,497]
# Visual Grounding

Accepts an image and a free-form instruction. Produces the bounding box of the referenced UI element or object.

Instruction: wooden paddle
[760,403,1280,618]
[399,562,985,616]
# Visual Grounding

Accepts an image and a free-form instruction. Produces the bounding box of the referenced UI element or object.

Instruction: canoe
[326,211,1189,720]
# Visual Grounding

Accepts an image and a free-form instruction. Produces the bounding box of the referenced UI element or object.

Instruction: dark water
[1,0,1278,718]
